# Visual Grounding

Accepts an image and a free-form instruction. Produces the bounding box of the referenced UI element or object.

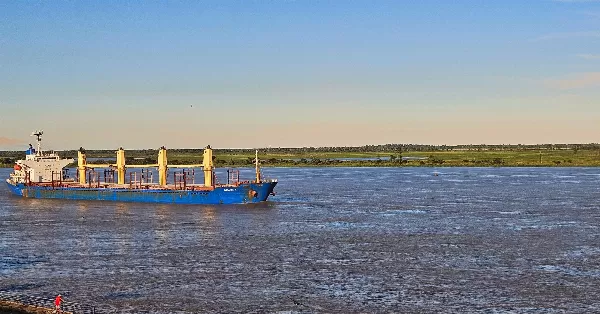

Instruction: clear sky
[1,0,599,150]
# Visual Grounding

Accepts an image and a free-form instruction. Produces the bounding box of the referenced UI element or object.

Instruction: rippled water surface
[2,167,600,313]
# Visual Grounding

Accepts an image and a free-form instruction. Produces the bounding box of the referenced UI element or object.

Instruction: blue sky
[1,0,599,149]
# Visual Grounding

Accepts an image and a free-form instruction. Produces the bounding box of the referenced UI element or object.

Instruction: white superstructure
[8,131,74,184]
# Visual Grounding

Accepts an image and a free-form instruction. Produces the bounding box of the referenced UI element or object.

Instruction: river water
[1,167,600,313]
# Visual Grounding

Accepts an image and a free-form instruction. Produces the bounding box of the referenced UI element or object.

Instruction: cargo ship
[5,131,277,204]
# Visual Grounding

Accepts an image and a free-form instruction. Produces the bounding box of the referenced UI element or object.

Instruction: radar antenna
[31,130,43,155]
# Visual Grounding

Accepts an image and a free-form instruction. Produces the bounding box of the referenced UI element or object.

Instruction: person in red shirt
[54,294,63,313]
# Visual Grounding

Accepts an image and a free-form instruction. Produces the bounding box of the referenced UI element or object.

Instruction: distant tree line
[2,143,600,159]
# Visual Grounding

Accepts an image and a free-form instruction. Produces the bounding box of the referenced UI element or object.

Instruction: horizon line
[1,142,600,152]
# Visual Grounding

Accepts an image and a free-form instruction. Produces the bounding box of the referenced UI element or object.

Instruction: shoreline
[3,149,600,168]
[2,165,600,168]
[2,163,600,168]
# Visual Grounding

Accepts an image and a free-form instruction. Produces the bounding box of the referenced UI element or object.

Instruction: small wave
[497,211,521,215]
[537,265,600,278]
[560,180,581,184]
[444,179,476,183]
[381,209,426,215]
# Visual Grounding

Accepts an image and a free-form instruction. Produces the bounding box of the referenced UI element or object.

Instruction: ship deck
[23,180,254,191]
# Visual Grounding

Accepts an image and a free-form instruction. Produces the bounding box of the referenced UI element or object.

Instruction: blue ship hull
[5,180,277,205]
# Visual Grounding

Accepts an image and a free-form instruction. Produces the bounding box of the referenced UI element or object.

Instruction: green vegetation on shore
[2,143,600,167]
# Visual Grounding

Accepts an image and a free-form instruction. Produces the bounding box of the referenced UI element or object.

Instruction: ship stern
[5,179,25,197]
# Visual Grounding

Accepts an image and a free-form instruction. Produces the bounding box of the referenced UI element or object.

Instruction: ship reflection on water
[2,167,600,313]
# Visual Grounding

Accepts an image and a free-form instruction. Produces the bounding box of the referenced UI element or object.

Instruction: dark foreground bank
[0,300,61,314]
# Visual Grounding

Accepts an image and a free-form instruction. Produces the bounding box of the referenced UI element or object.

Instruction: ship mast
[32,130,43,156]
[255,150,261,183]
